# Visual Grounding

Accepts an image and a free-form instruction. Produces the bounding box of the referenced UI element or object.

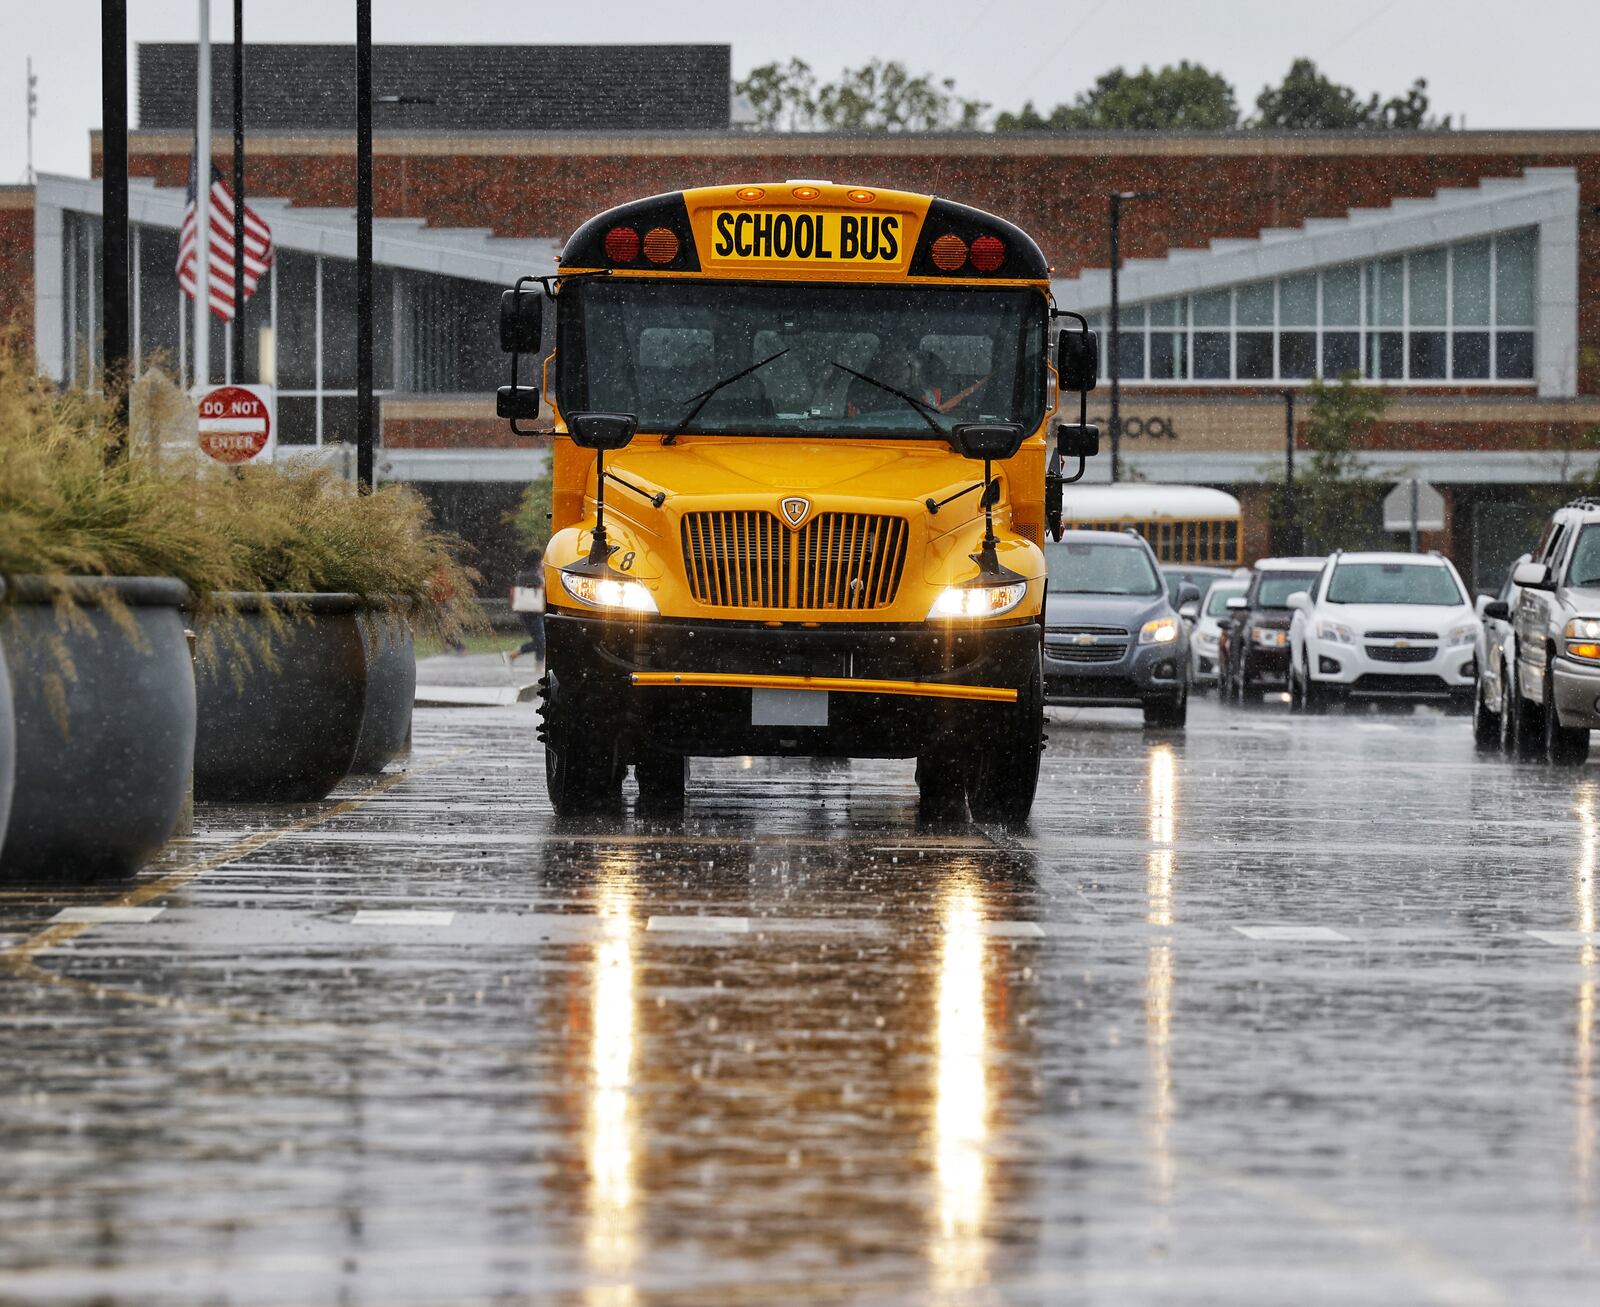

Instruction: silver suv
[1500,498,1600,765]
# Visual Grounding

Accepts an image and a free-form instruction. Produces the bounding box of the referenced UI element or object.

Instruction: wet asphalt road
[2,684,1598,1305]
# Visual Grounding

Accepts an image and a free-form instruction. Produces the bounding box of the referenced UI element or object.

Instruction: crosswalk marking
[1234,925,1350,943]
[1524,929,1599,946]
[351,909,457,927]
[647,915,751,934]
[50,906,165,924]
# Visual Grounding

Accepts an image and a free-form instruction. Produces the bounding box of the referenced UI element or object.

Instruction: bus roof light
[970,235,1006,272]
[643,227,680,264]
[603,226,641,263]
[790,185,821,201]
[847,189,875,204]
[930,234,968,272]
[736,186,765,201]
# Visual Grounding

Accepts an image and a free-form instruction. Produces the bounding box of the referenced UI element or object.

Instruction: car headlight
[928,581,1027,620]
[1316,620,1355,645]
[559,570,658,613]
[1139,617,1179,645]
[1194,629,1218,650]
[1565,618,1600,662]
[1251,627,1287,648]
[1446,622,1478,647]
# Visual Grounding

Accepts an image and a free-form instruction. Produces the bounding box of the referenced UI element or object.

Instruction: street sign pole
[194,0,211,391]
[1410,478,1420,554]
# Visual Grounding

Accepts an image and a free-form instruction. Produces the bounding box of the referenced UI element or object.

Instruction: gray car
[1043,531,1197,728]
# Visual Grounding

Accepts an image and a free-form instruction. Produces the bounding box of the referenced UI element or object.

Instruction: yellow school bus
[497,182,1099,819]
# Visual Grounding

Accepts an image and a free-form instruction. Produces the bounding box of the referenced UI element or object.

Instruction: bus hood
[604,438,998,509]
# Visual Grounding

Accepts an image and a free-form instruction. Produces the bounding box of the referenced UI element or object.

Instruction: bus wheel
[635,751,689,813]
[540,671,623,816]
[967,645,1044,824]
[915,749,967,821]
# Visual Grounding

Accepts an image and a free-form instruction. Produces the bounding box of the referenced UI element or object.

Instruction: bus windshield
[559,280,1047,438]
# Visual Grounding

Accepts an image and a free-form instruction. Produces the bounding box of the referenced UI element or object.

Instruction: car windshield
[1254,573,1319,608]
[1045,541,1162,596]
[1326,562,1464,605]
[1568,527,1600,587]
[559,280,1047,437]
[1205,584,1246,616]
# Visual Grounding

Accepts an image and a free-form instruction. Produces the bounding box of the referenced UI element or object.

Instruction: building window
[1090,228,1538,386]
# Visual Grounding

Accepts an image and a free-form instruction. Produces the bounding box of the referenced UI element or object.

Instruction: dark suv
[1219,556,1325,703]
[1042,530,1197,728]
[1499,498,1600,765]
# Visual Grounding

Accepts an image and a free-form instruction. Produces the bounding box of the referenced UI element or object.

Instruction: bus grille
[681,511,908,610]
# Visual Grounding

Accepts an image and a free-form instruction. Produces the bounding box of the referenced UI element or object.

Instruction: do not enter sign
[195,384,275,464]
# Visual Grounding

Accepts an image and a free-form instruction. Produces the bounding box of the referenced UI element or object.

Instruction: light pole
[1108,190,1156,483]
[1282,388,1298,554]
[356,0,373,489]
[102,0,129,433]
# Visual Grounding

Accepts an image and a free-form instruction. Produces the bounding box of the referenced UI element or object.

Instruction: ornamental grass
[0,333,482,692]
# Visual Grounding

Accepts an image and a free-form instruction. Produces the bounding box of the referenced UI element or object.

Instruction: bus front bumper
[544,611,1039,758]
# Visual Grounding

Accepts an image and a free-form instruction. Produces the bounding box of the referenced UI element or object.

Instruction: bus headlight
[928,582,1027,620]
[1139,617,1179,645]
[560,571,658,613]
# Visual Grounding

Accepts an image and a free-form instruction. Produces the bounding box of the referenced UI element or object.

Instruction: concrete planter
[0,589,13,861]
[349,611,416,774]
[0,576,195,877]
[194,593,368,803]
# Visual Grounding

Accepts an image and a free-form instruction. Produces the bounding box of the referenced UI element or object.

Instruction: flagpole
[102,0,130,437]
[355,0,374,489]
[194,0,211,390]
[232,0,247,384]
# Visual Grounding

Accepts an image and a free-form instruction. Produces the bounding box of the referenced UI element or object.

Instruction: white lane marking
[351,909,456,927]
[982,920,1045,938]
[1525,929,1600,946]
[1234,925,1350,943]
[646,915,750,934]
[50,906,165,924]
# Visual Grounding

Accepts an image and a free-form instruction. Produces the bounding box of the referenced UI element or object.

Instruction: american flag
[176,160,273,321]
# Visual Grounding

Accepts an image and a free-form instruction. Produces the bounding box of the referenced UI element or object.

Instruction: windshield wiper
[665,349,790,442]
[829,361,948,436]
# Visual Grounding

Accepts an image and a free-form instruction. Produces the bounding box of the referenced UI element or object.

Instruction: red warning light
[603,226,640,263]
[970,235,1006,272]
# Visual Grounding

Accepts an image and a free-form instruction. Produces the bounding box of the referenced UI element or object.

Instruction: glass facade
[66,215,498,446]
[1091,228,1537,385]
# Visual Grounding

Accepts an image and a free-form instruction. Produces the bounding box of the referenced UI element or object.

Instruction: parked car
[1218,557,1325,703]
[1162,564,1238,610]
[1471,555,1526,750]
[1501,498,1600,765]
[1042,530,1198,728]
[1187,578,1248,690]
[1286,551,1478,715]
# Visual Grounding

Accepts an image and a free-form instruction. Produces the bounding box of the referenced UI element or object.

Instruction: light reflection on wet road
[2,695,1599,1304]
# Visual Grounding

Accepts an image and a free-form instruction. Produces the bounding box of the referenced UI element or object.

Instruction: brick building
[3,42,1597,589]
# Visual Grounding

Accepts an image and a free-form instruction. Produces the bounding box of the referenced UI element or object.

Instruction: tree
[994,62,1240,132]
[736,59,987,132]
[1275,377,1391,553]
[506,466,553,552]
[1253,58,1450,130]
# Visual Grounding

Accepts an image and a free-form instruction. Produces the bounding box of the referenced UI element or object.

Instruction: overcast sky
[4,0,1596,184]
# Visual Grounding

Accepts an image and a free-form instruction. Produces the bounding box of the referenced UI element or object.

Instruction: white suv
[1286,552,1480,713]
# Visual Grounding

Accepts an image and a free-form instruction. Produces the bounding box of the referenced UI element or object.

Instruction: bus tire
[540,669,623,816]
[967,644,1044,824]
[635,751,689,812]
[915,749,967,821]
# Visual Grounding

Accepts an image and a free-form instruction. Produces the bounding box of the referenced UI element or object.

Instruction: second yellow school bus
[497,182,1099,819]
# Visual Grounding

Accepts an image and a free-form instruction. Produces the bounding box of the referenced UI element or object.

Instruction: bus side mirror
[500,287,543,354]
[952,422,1025,462]
[569,412,637,451]
[1056,423,1100,458]
[498,279,545,434]
[1057,330,1099,393]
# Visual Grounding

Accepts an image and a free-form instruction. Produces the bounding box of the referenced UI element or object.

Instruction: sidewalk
[415,650,541,705]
